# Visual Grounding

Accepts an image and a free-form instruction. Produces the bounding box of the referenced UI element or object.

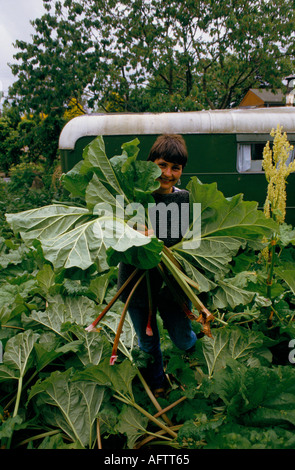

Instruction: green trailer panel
[59,109,295,225]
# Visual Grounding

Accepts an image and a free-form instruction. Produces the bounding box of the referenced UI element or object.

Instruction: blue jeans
[128,287,197,389]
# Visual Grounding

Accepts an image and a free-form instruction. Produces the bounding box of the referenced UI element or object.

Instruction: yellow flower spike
[261,124,294,298]
[262,124,295,224]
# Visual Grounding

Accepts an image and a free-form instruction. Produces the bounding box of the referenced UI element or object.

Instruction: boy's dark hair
[147,134,188,168]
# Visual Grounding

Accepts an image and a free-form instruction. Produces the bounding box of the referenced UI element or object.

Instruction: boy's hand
[127,221,154,237]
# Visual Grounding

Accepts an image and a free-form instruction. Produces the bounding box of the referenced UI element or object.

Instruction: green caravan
[58,107,295,225]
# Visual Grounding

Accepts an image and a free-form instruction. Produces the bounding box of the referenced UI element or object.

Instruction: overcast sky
[0,0,46,98]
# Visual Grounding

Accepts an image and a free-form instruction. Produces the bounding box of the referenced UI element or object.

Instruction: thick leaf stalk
[110,271,146,365]
[160,251,217,336]
[266,237,277,299]
[85,268,140,331]
[145,270,153,336]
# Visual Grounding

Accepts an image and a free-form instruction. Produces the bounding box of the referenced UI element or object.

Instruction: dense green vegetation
[9,0,295,114]
[1,135,294,450]
[2,0,295,176]
[1,0,295,451]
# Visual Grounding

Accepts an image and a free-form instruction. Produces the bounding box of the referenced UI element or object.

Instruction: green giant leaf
[28,368,107,448]
[6,204,155,271]
[116,406,148,449]
[173,178,278,290]
[74,358,137,398]
[80,135,125,197]
[31,295,102,340]
[3,330,40,378]
[6,137,163,271]
[275,267,295,294]
[201,327,267,378]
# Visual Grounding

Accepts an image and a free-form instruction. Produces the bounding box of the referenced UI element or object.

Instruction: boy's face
[153,158,183,194]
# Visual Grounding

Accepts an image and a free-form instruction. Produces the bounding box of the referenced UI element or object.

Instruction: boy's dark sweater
[117,188,189,306]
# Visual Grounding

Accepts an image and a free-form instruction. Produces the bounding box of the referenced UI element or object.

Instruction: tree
[7,0,295,127]
[0,106,24,172]
[115,0,295,109]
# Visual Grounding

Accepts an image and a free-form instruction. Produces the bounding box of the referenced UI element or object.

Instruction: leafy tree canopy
[7,0,295,116]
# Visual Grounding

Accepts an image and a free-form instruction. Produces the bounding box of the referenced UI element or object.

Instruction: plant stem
[153,396,187,419]
[135,425,182,449]
[1,325,25,330]
[269,306,282,322]
[160,255,228,326]
[86,267,139,330]
[266,238,276,299]
[114,393,177,439]
[13,376,23,418]
[136,369,173,427]
[6,376,23,449]
[17,429,61,447]
[161,251,208,313]
[146,270,153,336]
[96,418,102,449]
[131,401,178,439]
[213,315,229,326]
[163,246,200,290]
[110,271,146,364]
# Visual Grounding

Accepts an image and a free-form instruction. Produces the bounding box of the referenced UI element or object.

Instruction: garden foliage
[1,136,295,449]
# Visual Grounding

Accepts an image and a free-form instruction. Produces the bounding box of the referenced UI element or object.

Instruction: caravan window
[237,143,266,172]
[236,136,295,173]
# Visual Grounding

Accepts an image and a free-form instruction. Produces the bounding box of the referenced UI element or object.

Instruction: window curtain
[237,144,251,172]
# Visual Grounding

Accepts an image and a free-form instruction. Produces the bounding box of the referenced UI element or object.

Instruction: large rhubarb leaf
[107,236,163,270]
[85,173,125,211]
[99,311,137,361]
[3,330,40,378]
[61,160,91,199]
[74,357,137,398]
[201,326,270,378]
[207,360,295,429]
[28,368,107,448]
[116,406,148,449]
[211,278,255,309]
[6,204,156,271]
[80,135,125,197]
[30,295,99,340]
[275,266,295,294]
[172,178,278,291]
[6,136,163,271]
[6,204,89,246]
[68,324,112,366]
[110,154,161,205]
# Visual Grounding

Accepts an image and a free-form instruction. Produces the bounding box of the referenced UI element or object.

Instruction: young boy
[117,134,197,395]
